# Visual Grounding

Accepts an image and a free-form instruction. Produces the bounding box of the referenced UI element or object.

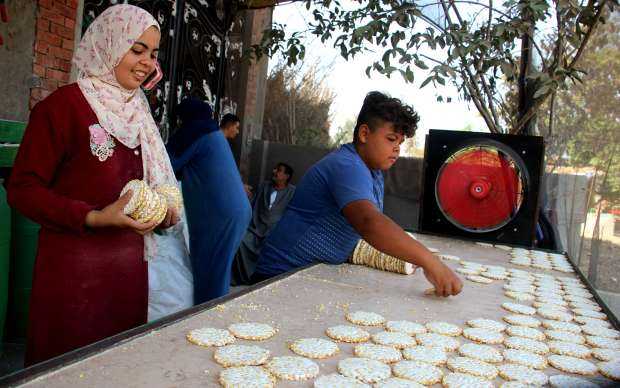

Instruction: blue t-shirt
[255,143,384,277]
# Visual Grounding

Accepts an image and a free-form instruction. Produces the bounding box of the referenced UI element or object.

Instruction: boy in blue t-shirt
[253,91,462,297]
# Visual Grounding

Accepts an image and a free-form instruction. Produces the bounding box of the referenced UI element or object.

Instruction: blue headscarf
[167,97,220,158]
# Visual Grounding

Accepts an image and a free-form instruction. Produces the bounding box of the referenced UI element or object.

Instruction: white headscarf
[73,4,179,260]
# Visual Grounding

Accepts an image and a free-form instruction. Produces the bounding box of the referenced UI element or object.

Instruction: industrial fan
[419,130,545,246]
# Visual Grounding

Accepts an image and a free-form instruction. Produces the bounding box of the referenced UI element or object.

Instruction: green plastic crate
[0,119,26,168]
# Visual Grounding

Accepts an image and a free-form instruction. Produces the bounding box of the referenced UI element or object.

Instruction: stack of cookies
[120,179,182,224]
[350,239,415,275]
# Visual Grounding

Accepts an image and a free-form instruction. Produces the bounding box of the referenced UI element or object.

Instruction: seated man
[253,91,462,297]
[231,163,296,285]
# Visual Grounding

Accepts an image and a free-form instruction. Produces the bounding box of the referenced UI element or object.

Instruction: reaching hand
[422,258,463,297]
[85,191,159,234]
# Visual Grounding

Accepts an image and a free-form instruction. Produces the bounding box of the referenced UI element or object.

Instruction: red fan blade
[436,147,523,231]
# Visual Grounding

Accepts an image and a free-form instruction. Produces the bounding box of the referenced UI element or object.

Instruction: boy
[253,92,462,297]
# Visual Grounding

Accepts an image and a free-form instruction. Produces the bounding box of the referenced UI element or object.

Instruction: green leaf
[420,76,433,88]
[414,58,428,70]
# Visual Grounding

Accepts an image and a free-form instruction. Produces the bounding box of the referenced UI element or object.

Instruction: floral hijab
[73,4,179,260]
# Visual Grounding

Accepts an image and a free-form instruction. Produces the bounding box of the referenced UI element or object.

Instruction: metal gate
[81,0,238,139]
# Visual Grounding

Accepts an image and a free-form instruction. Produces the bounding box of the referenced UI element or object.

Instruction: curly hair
[353,91,420,143]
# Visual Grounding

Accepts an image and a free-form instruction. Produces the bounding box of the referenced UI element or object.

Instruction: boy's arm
[343,199,463,297]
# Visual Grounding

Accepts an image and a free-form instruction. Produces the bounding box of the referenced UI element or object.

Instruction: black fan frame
[419,129,545,246]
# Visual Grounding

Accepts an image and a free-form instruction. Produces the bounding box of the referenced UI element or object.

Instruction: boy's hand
[422,259,463,297]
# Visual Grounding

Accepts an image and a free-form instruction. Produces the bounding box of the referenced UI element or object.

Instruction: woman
[167,98,251,304]
[7,5,179,365]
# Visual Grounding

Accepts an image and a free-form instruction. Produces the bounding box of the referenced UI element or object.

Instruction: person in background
[231,163,296,285]
[253,91,463,297]
[7,5,180,365]
[167,98,251,304]
[220,113,241,139]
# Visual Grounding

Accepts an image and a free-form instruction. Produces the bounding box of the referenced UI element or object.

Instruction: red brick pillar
[30,0,78,108]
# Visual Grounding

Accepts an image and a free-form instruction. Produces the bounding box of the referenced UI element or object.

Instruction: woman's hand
[159,206,179,229]
[85,191,158,234]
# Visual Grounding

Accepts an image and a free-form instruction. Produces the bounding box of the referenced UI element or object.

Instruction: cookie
[497,363,548,385]
[338,357,392,384]
[466,318,506,332]
[500,382,539,388]
[228,323,277,341]
[354,343,402,363]
[542,319,582,333]
[548,375,600,388]
[213,345,270,367]
[313,373,371,388]
[548,340,591,358]
[505,291,535,302]
[373,378,424,388]
[346,311,386,326]
[385,320,426,336]
[265,356,319,381]
[575,316,612,327]
[581,325,620,339]
[289,338,339,359]
[503,314,541,328]
[533,301,569,310]
[502,303,536,316]
[441,372,494,388]
[425,321,462,337]
[457,343,503,363]
[570,301,602,311]
[456,267,481,276]
[504,336,549,355]
[503,348,547,370]
[598,359,620,381]
[574,309,607,320]
[545,329,586,344]
[504,284,536,294]
[592,347,620,361]
[371,331,416,349]
[416,332,460,352]
[392,360,443,385]
[537,297,568,307]
[466,275,494,284]
[462,327,504,344]
[446,356,497,379]
[537,307,573,322]
[402,345,447,365]
[547,355,598,375]
[120,179,146,215]
[219,366,275,388]
[441,254,461,262]
[326,325,371,343]
[505,325,545,341]
[586,336,620,350]
[186,327,235,347]
[481,271,508,280]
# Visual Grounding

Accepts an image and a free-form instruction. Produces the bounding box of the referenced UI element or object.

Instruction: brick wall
[30,0,78,108]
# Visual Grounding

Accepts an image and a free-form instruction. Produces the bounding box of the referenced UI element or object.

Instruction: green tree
[540,14,619,205]
[250,0,614,134]
[262,62,335,148]
[331,117,356,146]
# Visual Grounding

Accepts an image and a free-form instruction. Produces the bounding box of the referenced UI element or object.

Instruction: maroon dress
[7,84,147,366]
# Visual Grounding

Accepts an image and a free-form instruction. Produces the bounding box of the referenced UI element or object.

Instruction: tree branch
[567,0,608,70]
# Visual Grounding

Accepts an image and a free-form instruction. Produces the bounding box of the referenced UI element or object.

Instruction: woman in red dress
[7,5,179,366]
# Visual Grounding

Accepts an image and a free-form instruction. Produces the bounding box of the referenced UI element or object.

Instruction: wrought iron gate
[81,0,238,139]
